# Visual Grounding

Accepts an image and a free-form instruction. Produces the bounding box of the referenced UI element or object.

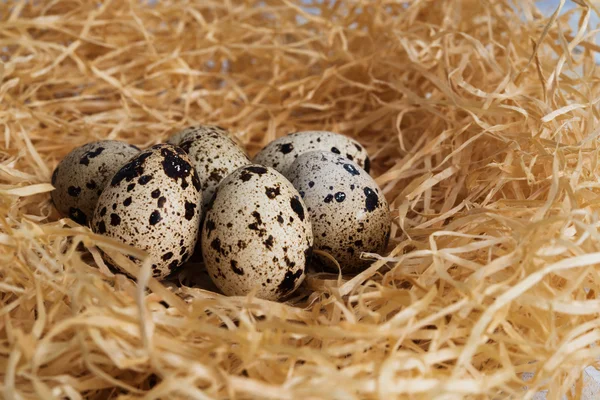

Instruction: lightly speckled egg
[286,151,391,272]
[92,144,203,280]
[253,131,371,175]
[201,165,313,300]
[175,126,251,207]
[167,124,234,146]
[51,140,140,226]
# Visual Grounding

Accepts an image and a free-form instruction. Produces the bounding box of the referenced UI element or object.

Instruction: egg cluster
[51,127,392,300]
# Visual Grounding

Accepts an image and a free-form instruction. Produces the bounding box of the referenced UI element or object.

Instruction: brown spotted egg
[286,151,391,272]
[167,125,232,146]
[177,128,250,207]
[201,165,313,300]
[51,141,140,226]
[92,144,203,279]
[253,131,371,175]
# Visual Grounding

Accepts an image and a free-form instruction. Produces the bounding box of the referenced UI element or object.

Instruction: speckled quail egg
[201,165,313,300]
[253,131,371,175]
[167,124,233,146]
[286,151,391,272]
[92,144,203,279]
[175,128,250,207]
[51,140,140,226]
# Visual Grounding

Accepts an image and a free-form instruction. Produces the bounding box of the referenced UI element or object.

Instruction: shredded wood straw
[2,0,600,398]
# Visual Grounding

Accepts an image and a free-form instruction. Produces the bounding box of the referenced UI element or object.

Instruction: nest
[2,0,600,398]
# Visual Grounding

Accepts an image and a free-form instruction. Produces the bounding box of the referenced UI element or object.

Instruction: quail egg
[92,144,203,279]
[253,131,371,175]
[167,125,233,146]
[201,165,312,300]
[286,151,391,272]
[51,140,140,225]
[177,127,250,207]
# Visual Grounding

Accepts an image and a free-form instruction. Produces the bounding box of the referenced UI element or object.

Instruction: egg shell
[92,144,203,279]
[286,151,391,272]
[253,131,371,175]
[51,140,140,226]
[167,125,234,146]
[178,129,250,207]
[201,165,313,300]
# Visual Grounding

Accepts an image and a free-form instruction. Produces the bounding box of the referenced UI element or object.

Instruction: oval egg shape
[168,124,232,146]
[287,151,391,272]
[201,165,312,300]
[51,140,140,225]
[92,144,203,279]
[178,127,250,207]
[253,131,371,175]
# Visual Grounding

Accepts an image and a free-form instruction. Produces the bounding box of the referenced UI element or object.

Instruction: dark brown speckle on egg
[200,165,312,300]
[91,144,203,280]
[253,131,370,177]
[286,151,390,272]
[51,141,140,227]
[168,125,250,207]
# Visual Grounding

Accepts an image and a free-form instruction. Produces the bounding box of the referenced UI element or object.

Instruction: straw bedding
[1,0,600,398]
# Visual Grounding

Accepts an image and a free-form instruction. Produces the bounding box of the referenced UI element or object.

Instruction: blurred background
[540,1,598,62]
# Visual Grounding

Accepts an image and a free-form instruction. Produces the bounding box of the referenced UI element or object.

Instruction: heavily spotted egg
[201,165,312,300]
[286,151,391,272]
[92,144,203,279]
[253,131,371,176]
[51,141,140,226]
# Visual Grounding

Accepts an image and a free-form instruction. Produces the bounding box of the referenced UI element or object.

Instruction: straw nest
[2,0,600,398]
